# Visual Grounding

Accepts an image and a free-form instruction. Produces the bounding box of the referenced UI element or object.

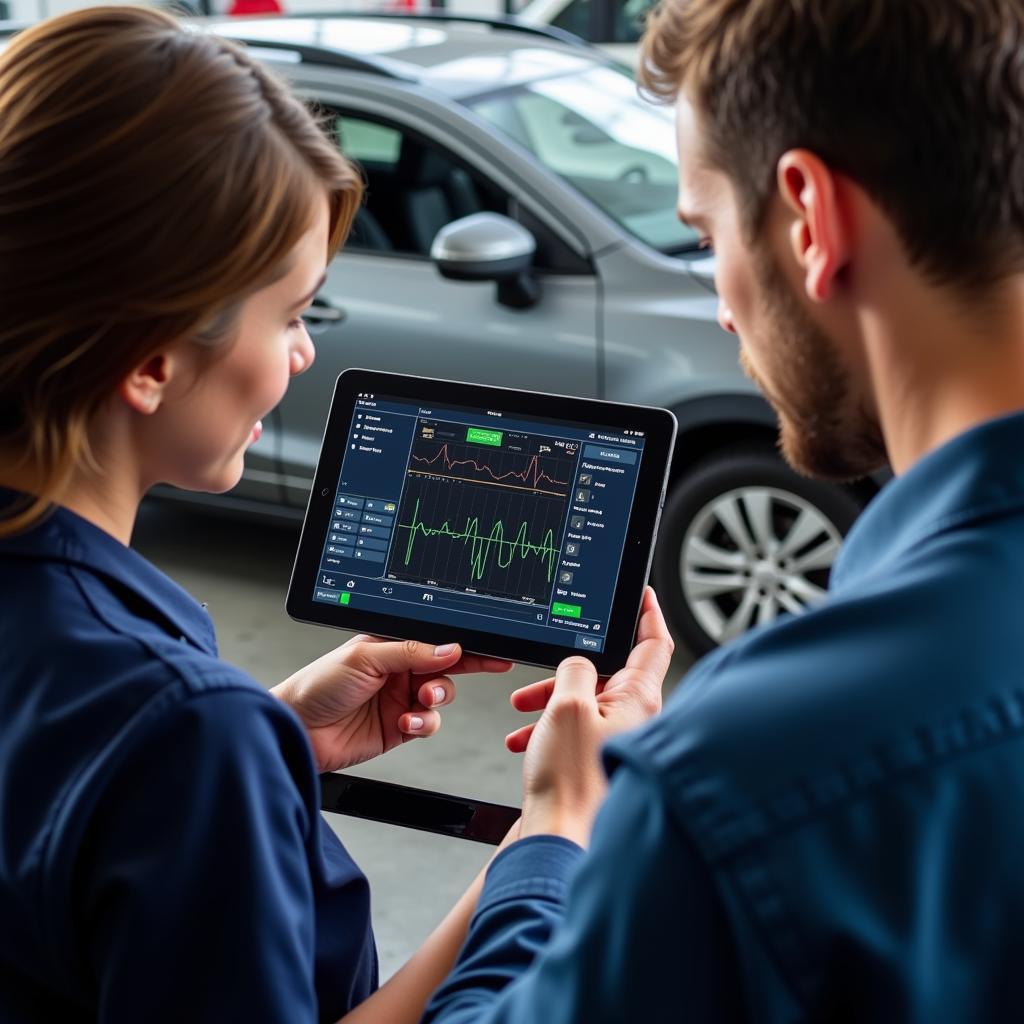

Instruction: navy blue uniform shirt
[425,410,1024,1023]
[0,496,377,1022]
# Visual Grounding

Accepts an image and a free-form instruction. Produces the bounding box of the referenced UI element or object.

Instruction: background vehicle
[0,14,874,655]
[517,0,653,65]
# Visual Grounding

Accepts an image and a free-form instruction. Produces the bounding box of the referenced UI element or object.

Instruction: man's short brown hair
[640,0,1024,292]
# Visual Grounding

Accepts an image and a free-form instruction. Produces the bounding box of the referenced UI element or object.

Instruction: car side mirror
[430,213,539,310]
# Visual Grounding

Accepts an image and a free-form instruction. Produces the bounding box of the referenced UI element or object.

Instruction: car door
[274,105,601,509]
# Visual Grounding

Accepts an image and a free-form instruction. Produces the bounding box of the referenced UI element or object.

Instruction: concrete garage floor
[132,499,692,980]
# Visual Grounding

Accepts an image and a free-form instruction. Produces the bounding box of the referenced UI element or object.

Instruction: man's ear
[776,149,850,303]
[117,352,175,415]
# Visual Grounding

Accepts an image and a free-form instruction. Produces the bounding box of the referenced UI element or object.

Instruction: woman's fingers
[340,636,513,677]
[353,638,464,676]
[400,708,441,737]
[416,676,456,709]
[446,654,515,675]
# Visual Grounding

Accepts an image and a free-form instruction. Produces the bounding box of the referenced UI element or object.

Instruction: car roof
[209,14,614,99]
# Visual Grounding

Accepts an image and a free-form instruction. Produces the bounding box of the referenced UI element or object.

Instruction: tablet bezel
[286,369,677,675]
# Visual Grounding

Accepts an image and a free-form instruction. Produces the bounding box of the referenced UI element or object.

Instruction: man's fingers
[550,656,599,706]
[505,722,535,752]
[356,639,463,676]
[510,677,555,712]
[636,588,674,649]
[625,589,674,680]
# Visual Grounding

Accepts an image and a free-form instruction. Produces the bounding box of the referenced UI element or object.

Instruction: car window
[340,118,402,165]
[550,0,590,38]
[551,0,657,44]
[332,112,591,274]
[468,67,697,253]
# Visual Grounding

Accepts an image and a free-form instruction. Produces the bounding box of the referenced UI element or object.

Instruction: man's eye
[288,318,305,330]
[698,237,713,251]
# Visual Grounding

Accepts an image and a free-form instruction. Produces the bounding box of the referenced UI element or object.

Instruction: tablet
[287,370,677,675]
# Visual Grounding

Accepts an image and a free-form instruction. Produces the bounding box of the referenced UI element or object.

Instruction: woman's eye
[698,237,713,251]
[288,318,305,330]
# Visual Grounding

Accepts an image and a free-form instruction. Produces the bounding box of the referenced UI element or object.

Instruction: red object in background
[228,0,283,14]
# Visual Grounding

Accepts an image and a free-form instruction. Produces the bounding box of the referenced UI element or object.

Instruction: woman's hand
[273,635,513,771]
[506,588,673,847]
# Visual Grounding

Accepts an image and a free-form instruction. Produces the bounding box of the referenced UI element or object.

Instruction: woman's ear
[118,352,174,415]
[776,149,851,303]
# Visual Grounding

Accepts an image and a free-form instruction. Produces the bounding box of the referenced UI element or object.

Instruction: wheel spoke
[712,496,758,559]
[720,586,759,642]
[787,536,841,574]
[775,508,828,561]
[777,589,805,616]
[686,536,749,571]
[782,574,828,605]
[685,571,749,600]
[756,594,779,626]
[741,490,776,554]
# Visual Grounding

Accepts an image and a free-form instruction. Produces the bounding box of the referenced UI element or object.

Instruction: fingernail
[434,643,457,657]
[432,686,446,705]
[408,715,424,731]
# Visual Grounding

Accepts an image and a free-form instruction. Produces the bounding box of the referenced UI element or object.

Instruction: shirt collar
[0,490,217,655]
[832,409,1024,593]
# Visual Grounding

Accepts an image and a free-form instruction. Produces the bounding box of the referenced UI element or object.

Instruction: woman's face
[147,199,327,495]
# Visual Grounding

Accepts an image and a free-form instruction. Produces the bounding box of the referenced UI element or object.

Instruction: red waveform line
[412,443,568,490]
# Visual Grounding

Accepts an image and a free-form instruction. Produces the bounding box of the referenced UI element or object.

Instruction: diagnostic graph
[407,440,571,497]
[386,428,575,602]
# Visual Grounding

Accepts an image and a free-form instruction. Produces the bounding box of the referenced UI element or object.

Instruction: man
[422,1,1024,1020]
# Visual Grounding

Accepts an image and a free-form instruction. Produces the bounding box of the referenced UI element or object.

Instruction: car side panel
[277,254,600,506]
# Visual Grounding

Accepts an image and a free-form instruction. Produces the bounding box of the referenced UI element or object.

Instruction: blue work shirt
[425,410,1024,1022]
[0,495,377,1023]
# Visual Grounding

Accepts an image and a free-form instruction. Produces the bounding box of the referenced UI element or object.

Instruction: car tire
[652,444,865,657]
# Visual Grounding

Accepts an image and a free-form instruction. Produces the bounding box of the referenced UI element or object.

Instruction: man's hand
[273,636,513,771]
[505,588,673,846]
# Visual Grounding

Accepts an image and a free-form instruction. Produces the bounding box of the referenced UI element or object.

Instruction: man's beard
[741,248,888,482]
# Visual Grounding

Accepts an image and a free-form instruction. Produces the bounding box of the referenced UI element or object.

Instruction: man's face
[675,97,886,481]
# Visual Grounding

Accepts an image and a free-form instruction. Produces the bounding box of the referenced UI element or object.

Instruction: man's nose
[718,302,737,335]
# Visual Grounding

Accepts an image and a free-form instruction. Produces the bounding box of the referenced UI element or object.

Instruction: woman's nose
[290,329,316,376]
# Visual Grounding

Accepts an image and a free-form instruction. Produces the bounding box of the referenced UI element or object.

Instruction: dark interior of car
[336,113,592,275]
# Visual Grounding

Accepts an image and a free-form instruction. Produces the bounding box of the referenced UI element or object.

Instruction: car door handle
[303,298,347,325]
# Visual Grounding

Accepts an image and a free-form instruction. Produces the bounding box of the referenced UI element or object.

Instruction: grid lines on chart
[387,474,568,602]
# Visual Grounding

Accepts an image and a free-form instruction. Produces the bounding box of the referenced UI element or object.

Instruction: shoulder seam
[655,687,1024,862]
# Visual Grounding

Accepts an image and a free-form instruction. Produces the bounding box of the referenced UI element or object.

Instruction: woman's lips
[250,419,263,443]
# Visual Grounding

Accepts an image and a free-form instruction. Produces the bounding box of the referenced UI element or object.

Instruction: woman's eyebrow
[291,273,327,310]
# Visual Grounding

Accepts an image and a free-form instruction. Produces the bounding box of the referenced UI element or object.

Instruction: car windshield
[466,64,695,253]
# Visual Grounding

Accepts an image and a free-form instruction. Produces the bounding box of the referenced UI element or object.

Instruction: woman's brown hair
[0,5,363,535]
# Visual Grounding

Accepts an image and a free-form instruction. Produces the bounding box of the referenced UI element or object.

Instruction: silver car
[164,13,873,655]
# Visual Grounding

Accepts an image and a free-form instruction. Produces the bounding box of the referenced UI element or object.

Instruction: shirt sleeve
[74,688,322,1024]
[423,764,743,1024]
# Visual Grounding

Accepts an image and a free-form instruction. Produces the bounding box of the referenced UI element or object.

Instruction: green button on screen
[551,602,581,618]
[466,427,503,447]
[339,592,351,605]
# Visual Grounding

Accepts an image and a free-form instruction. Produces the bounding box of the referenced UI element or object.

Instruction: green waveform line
[399,498,559,583]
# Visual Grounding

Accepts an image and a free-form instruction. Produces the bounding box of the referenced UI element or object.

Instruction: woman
[0,7,522,1021]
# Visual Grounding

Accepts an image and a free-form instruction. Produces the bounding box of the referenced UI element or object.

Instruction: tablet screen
[310,389,650,657]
